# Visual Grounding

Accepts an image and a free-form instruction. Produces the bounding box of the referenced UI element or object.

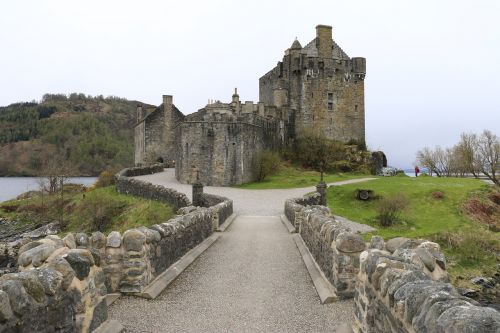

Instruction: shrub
[95,170,116,188]
[376,193,409,226]
[252,150,281,181]
[432,191,445,199]
[87,197,126,232]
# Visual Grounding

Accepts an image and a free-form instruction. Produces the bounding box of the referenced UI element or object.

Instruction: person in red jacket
[415,166,420,177]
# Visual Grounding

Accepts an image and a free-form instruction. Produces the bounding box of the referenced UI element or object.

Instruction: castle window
[355,104,358,114]
[327,93,334,111]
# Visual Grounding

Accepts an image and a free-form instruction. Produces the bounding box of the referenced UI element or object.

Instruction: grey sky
[1,0,499,168]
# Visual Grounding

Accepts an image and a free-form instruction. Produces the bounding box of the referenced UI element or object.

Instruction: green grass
[63,186,175,234]
[328,176,489,239]
[328,176,499,290]
[0,186,175,235]
[236,165,372,189]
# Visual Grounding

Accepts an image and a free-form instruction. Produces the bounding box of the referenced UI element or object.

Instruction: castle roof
[302,38,350,60]
[290,39,302,50]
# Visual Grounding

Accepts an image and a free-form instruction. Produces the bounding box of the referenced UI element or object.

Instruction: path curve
[133,169,376,233]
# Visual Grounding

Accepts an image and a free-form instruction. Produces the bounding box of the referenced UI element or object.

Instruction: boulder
[63,249,94,280]
[413,247,436,272]
[370,236,385,250]
[0,290,13,322]
[385,237,410,253]
[436,304,500,333]
[63,233,76,249]
[75,233,89,248]
[335,232,366,253]
[90,232,106,249]
[106,231,122,248]
[123,229,146,252]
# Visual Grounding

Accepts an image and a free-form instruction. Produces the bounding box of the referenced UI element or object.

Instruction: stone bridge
[2,167,499,333]
[107,169,376,332]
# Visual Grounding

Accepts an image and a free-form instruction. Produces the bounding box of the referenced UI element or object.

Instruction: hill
[0,93,150,176]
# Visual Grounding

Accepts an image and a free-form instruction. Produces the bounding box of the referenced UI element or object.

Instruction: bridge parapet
[284,192,500,332]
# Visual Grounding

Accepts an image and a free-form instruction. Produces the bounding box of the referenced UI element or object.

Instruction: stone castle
[135,25,366,186]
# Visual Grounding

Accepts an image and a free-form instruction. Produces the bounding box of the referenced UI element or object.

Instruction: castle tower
[315,25,333,59]
[259,25,366,145]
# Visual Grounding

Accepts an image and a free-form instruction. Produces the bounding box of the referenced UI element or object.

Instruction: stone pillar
[316,182,327,206]
[192,182,204,207]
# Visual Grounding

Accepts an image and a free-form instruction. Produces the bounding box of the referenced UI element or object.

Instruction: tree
[476,130,499,185]
[455,133,480,178]
[294,130,344,173]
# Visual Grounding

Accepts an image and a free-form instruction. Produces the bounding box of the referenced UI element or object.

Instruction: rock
[385,237,410,253]
[15,271,46,303]
[18,244,56,267]
[31,245,57,267]
[370,236,385,250]
[471,276,495,288]
[335,232,366,253]
[0,290,13,322]
[106,231,122,248]
[75,233,89,248]
[0,279,31,315]
[123,229,146,252]
[63,249,94,280]
[18,241,43,257]
[63,233,76,249]
[458,288,478,298]
[90,232,106,249]
[47,257,75,289]
[419,241,446,270]
[89,299,108,332]
[20,222,60,239]
[413,247,436,272]
[436,304,500,332]
[393,248,413,262]
[137,227,157,244]
[36,268,63,296]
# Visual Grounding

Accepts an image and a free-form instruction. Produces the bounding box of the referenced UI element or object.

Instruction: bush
[432,191,445,199]
[95,170,116,188]
[376,194,409,226]
[252,150,281,181]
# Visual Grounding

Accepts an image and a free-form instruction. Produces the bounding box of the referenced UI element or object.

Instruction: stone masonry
[134,24,366,186]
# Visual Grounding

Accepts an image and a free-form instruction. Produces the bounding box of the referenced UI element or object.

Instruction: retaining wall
[115,165,190,209]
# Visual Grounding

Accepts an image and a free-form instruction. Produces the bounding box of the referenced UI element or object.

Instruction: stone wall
[285,193,500,332]
[285,197,366,299]
[199,193,233,228]
[175,113,282,186]
[1,236,107,332]
[354,241,500,333]
[61,206,217,294]
[115,165,190,210]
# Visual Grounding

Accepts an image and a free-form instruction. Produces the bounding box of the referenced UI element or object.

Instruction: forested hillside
[0,93,148,176]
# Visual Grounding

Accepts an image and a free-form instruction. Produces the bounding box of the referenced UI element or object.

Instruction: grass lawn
[328,175,490,239]
[236,165,372,189]
[328,175,499,291]
[63,186,175,234]
[0,186,175,235]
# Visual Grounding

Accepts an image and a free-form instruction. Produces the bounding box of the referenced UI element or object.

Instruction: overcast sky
[1,0,499,168]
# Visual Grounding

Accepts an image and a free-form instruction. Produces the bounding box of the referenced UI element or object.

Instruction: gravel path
[108,216,355,332]
[133,169,376,233]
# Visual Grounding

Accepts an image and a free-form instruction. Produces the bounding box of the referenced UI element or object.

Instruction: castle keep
[135,25,366,186]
